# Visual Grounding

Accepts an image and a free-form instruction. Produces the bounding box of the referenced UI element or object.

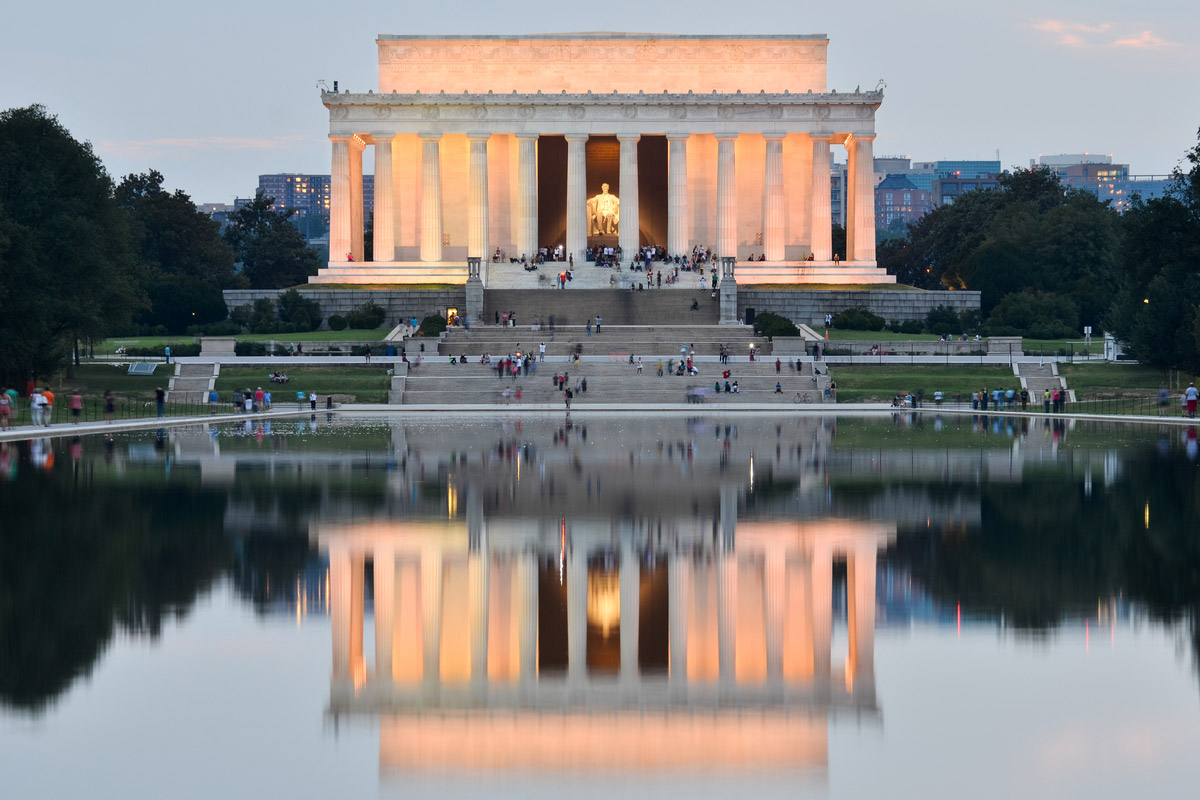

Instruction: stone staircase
[483,287,720,327]
[168,363,218,402]
[398,358,834,405]
[482,260,718,291]
[434,324,770,358]
[1015,362,1073,402]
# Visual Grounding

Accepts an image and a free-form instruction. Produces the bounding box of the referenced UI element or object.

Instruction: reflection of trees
[886,447,1200,684]
[0,472,231,713]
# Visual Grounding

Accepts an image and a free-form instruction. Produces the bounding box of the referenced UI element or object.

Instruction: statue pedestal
[587,234,619,253]
[466,277,484,323]
[720,280,740,325]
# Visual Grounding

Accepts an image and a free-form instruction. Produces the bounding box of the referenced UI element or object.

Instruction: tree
[116,170,237,332]
[1108,130,1200,368]
[0,105,142,382]
[223,195,321,289]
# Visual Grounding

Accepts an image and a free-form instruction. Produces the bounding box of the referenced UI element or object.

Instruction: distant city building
[875,174,932,227]
[932,173,999,206]
[255,173,375,241]
[1036,154,1173,212]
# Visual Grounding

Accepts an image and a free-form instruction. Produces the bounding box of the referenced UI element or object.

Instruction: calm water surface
[1,413,1198,799]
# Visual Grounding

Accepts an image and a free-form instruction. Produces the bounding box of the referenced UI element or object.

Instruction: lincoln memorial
[315,34,891,288]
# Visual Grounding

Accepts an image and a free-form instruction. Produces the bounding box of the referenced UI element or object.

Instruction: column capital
[616,133,641,143]
[329,134,352,143]
[514,132,540,140]
[564,133,589,143]
[466,132,491,143]
[666,132,692,142]
[810,133,836,144]
[848,133,877,143]
[715,133,739,142]
[418,132,443,142]
[762,132,786,142]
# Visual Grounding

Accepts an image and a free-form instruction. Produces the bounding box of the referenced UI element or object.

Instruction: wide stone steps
[483,288,721,327]
[436,323,771,358]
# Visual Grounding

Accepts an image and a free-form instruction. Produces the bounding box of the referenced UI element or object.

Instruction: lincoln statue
[587,183,620,236]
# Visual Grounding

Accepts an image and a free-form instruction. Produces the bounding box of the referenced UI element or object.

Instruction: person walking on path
[41,388,54,427]
[1186,382,1199,418]
[30,387,44,426]
[70,391,83,424]
[164,345,171,364]
[155,386,166,418]
[775,358,782,374]
[310,391,318,411]
[104,390,116,423]
[364,344,372,363]
[636,357,643,375]
[0,387,12,430]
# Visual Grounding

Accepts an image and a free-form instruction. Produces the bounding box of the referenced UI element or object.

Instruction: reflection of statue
[587,183,619,235]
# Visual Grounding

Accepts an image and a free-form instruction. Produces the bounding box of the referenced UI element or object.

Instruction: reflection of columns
[516,134,539,260]
[565,134,588,263]
[669,555,690,680]
[810,135,833,261]
[667,134,689,255]
[719,484,738,547]
[349,137,365,263]
[617,134,640,258]
[846,545,877,688]
[763,134,785,262]
[330,137,351,262]
[717,550,737,682]
[467,133,490,262]
[468,549,489,682]
[373,137,395,262]
[420,548,444,682]
[374,548,395,681]
[809,547,832,683]
[849,135,877,263]
[716,134,738,258]
[620,547,640,681]
[419,133,443,262]
[567,546,587,681]
[330,547,352,681]
[764,547,785,679]
[519,552,538,680]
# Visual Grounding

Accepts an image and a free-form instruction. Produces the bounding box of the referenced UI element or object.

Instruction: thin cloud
[99,135,307,159]
[1031,19,1177,49]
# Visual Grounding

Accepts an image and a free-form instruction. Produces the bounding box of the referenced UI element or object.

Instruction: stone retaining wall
[738,288,980,326]
[222,288,466,330]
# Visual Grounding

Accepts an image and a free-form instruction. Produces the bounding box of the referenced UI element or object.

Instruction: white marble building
[316,34,890,287]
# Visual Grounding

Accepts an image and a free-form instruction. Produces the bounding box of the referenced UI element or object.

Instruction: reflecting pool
[1,413,1198,798]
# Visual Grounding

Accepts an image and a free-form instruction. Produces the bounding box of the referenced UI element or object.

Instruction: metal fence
[3,395,306,428]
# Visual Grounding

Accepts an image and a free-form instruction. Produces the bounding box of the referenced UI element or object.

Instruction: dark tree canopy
[223,195,321,289]
[0,105,142,380]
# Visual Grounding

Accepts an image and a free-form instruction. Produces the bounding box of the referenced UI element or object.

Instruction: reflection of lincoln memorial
[321,514,892,770]
[315,34,889,287]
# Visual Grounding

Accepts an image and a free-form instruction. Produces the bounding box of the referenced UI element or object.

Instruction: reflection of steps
[1015,362,1073,401]
[398,360,834,405]
[438,324,768,357]
[168,363,218,402]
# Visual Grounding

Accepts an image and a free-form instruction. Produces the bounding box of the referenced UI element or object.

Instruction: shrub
[889,320,924,335]
[753,312,799,340]
[925,305,963,334]
[418,314,447,338]
[984,290,1079,339]
[347,301,387,329]
[235,341,267,356]
[277,289,322,332]
[832,309,885,331]
[126,343,201,357]
[328,314,348,331]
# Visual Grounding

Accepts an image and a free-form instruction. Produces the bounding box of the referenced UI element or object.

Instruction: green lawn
[214,366,393,403]
[94,327,394,354]
[832,365,1017,403]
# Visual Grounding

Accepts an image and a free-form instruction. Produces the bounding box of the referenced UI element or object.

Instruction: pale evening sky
[1,0,1196,204]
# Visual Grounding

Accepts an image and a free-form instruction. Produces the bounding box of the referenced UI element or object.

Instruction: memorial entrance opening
[313,34,892,287]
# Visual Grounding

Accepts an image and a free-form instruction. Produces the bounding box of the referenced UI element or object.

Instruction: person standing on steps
[595,316,602,334]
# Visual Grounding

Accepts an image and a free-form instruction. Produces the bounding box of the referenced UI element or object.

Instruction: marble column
[845,136,858,263]
[421,548,444,683]
[419,133,443,263]
[619,547,640,682]
[668,554,690,681]
[374,548,395,681]
[565,134,588,264]
[467,133,490,263]
[516,134,539,261]
[667,134,690,256]
[349,137,365,263]
[372,137,395,262]
[851,135,877,263]
[810,135,833,261]
[763,134,785,262]
[716,134,738,259]
[617,134,640,259]
[329,138,351,262]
